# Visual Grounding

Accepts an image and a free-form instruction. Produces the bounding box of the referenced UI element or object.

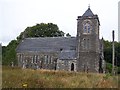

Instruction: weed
[2,66,118,88]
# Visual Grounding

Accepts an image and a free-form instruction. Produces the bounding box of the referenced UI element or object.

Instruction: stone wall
[77,52,99,73]
[57,59,77,71]
[17,52,58,70]
[17,52,77,71]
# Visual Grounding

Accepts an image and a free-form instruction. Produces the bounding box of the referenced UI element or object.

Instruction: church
[16,7,106,73]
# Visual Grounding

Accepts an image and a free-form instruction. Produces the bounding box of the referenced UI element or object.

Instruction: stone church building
[16,7,106,73]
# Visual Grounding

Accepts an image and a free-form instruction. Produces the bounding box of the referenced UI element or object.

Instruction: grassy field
[2,66,119,88]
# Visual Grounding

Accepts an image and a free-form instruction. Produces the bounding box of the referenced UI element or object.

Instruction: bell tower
[76,6,100,72]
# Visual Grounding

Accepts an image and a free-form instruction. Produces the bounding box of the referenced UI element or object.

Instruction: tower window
[88,25,90,33]
[84,26,87,33]
[83,23,91,34]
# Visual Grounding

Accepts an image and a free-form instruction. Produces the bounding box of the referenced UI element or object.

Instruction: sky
[0,0,119,46]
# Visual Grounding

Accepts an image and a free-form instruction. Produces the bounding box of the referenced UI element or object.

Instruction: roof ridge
[25,36,76,39]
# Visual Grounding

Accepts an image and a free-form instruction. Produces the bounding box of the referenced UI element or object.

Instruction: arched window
[84,25,87,33]
[83,23,91,34]
[44,55,47,64]
[87,25,90,33]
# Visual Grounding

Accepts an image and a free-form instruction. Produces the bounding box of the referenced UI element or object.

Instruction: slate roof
[58,51,76,60]
[16,37,77,60]
[82,7,94,17]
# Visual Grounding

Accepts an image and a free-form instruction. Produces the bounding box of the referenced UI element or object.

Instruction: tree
[104,40,120,73]
[66,33,71,37]
[17,23,64,41]
[3,23,65,65]
[2,40,18,65]
[104,40,120,67]
[104,40,112,63]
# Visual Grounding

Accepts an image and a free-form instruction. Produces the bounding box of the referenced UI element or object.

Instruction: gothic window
[49,56,51,64]
[21,54,24,63]
[50,56,52,64]
[34,55,36,63]
[51,56,53,64]
[35,55,38,63]
[47,56,50,64]
[44,55,47,64]
[84,25,87,33]
[47,55,49,64]
[37,56,39,63]
[31,55,38,64]
[88,25,90,33]
[31,57,33,63]
[32,55,36,63]
[83,23,91,34]
[44,55,50,64]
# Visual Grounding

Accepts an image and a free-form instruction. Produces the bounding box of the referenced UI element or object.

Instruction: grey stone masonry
[16,7,105,73]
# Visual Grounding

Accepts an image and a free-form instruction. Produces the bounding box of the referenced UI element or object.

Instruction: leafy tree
[104,40,120,67]
[104,40,120,73]
[66,33,71,37]
[106,62,112,73]
[104,40,112,63]
[2,40,18,65]
[2,23,65,65]
[17,23,64,41]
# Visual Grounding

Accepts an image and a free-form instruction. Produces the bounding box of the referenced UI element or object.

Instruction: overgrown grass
[2,66,119,88]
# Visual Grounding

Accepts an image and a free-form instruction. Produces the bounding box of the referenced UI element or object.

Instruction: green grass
[2,66,119,88]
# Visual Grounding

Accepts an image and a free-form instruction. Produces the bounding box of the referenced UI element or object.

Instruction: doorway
[71,63,74,71]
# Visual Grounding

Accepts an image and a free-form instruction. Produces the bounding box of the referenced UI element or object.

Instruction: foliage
[66,33,71,37]
[2,66,118,88]
[104,40,120,68]
[118,67,120,74]
[17,23,64,41]
[2,23,65,65]
[104,40,112,63]
[104,40,120,65]
[106,63,112,73]
[104,40,120,73]
[2,40,18,65]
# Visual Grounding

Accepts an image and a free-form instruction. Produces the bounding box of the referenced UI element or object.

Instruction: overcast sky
[0,0,119,46]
